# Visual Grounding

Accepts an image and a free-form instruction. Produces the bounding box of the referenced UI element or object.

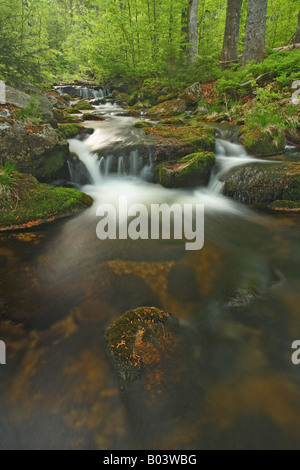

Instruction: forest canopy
[0,0,299,86]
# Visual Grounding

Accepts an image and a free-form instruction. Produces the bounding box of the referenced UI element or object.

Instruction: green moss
[0,173,93,230]
[58,123,83,138]
[75,100,93,110]
[269,200,300,211]
[145,122,215,152]
[133,121,152,128]
[82,113,105,121]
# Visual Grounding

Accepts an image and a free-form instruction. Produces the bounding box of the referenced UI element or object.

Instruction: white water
[68,104,257,217]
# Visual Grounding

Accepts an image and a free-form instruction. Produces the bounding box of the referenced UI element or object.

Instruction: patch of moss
[133,121,152,129]
[145,122,215,152]
[58,123,83,138]
[82,113,105,121]
[75,100,93,110]
[156,152,216,188]
[0,173,93,230]
[269,200,300,211]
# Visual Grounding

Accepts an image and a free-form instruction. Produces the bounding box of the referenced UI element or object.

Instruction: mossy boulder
[58,123,84,138]
[105,307,180,381]
[53,109,83,124]
[75,100,93,110]
[133,121,152,129]
[82,113,105,121]
[223,162,300,206]
[0,173,93,231]
[148,99,187,117]
[181,82,202,106]
[0,120,70,182]
[155,152,216,188]
[241,125,286,156]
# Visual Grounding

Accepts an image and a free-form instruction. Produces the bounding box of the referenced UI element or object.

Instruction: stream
[1,102,300,449]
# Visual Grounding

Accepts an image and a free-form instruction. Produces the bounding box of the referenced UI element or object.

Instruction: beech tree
[220,0,243,69]
[187,0,199,63]
[243,0,268,65]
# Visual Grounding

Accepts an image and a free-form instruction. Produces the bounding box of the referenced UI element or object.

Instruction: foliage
[0,160,19,186]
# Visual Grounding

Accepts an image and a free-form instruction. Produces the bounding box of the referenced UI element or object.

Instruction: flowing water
[1,104,300,449]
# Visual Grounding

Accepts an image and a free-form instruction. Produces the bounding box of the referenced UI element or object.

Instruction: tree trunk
[187,0,199,63]
[295,11,300,43]
[220,0,243,69]
[243,0,268,66]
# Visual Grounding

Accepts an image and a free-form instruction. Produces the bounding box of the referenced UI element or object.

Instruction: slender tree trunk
[295,11,300,43]
[187,0,199,63]
[181,3,188,54]
[70,0,75,27]
[220,0,243,69]
[243,0,268,65]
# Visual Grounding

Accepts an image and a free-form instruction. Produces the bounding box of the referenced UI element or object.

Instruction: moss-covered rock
[133,121,152,129]
[223,162,300,206]
[155,152,216,188]
[241,125,286,156]
[82,113,105,121]
[58,123,84,138]
[45,91,68,110]
[53,109,83,124]
[105,307,180,381]
[148,99,187,117]
[145,122,215,154]
[0,173,93,231]
[75,100,93,110]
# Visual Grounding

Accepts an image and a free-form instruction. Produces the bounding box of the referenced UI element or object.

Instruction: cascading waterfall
[55,85,110,99]
[209,138,256,194]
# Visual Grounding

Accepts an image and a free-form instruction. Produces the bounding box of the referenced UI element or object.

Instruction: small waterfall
[69,139,102,185]
[209,138,256,194]
[130,150,139,176]
[55,85,110,99]
[118,157,125,176]
[104,155,115,176]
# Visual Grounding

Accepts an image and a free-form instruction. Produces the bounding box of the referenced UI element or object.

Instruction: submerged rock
[155,152,216,188]
[241,125,286,156]
[223,162,300,206]
[105,307,179,382]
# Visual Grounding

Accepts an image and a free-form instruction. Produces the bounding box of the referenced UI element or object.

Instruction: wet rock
[181,82,202,106]
[241,125,286,156]
[75,100,93,110]
[155,152,216,188]
[82,113,105,121]
[223,162,300,206]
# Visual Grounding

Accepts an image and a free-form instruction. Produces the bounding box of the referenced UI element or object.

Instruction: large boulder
[0,120,70,182]
[148,99,186,117]
[223,162,300,206]
[5,85,53,121]
[240,125,286,156]
[181,82,202,105]
[155,152,216,188]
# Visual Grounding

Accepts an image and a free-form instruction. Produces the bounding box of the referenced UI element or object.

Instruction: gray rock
[5,85,53,120]
[181,82,202,105]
